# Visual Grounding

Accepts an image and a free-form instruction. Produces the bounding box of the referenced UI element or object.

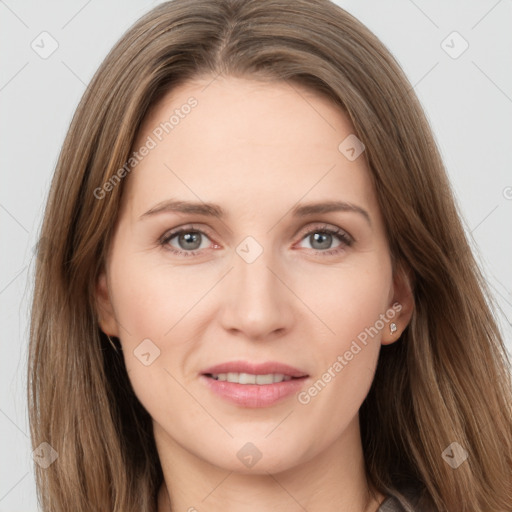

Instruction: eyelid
[160,221,354,256]
[161,222,353,242]
[159,223,216,244]
[295,222,353,243]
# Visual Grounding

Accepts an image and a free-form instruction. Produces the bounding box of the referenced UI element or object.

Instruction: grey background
[1,1,511,510]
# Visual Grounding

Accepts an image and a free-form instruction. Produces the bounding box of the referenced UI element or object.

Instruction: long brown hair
[28,0,512,510]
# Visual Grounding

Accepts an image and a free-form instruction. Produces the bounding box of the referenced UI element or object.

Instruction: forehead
[122,76,377,220]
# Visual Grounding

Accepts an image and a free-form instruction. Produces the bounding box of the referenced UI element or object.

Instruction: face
[96,75,412,474]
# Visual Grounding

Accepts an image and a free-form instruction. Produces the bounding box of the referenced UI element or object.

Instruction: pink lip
[201,360,308,378]
[200,360,310,408]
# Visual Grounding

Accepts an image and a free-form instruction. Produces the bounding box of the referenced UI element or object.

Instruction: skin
[96,75,414,512]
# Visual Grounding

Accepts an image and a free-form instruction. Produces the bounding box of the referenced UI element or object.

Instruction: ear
[381,262,414,345]
[95,270,120,337]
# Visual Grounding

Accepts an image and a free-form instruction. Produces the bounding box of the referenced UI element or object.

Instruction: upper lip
[201,360,309,378]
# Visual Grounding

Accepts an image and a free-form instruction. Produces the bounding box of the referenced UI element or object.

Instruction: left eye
[160,224,353,257]
[297,228,352,252]
[162,229,211,256]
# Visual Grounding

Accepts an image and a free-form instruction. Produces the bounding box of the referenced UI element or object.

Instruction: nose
[218,240,295,341]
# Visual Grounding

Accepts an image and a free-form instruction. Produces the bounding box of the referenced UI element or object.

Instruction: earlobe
[382,263,415,345]
[95,271,119,337]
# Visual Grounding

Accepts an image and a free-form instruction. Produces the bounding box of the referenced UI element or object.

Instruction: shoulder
[377,483,437,512]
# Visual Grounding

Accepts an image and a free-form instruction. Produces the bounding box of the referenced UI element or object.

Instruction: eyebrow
[140,199,371,225]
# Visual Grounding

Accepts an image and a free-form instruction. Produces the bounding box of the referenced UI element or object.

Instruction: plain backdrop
[1,1,511,510]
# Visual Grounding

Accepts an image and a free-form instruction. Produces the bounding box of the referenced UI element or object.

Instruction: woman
[28,0,512,511]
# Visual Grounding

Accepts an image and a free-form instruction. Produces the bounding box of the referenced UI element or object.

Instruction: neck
[155,416,386,512]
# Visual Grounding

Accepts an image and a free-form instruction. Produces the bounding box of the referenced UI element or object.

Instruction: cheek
[299,255,392,347]
[293,257,391,425]
[109,242,203,341]
[107,244,211,408]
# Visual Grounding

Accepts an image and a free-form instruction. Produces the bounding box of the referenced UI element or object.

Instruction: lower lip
[200,374,309,408]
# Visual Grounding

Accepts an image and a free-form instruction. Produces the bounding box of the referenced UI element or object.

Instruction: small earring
[106,334,119,352]
[390,323,397,335]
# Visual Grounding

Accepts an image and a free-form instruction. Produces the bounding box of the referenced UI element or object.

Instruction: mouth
[204,372,306,384]
[201,360,308,380]
[199,361,310,408]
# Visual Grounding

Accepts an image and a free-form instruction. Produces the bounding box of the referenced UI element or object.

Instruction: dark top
[377,483,435,512]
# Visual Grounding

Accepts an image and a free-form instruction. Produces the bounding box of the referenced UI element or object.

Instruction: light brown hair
[28,0,512,510]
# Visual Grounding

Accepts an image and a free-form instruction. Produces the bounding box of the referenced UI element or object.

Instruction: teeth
[210,372,293,384]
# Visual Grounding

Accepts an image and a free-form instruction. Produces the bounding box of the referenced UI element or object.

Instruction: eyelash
[159,223,354,258]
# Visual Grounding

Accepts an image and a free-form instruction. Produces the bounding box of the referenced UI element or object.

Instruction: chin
[202,437,308,475]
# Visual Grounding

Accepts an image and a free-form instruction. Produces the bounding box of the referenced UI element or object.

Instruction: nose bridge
[219,234,292,338]
[236,240,277,295]
[233,235,282,307]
